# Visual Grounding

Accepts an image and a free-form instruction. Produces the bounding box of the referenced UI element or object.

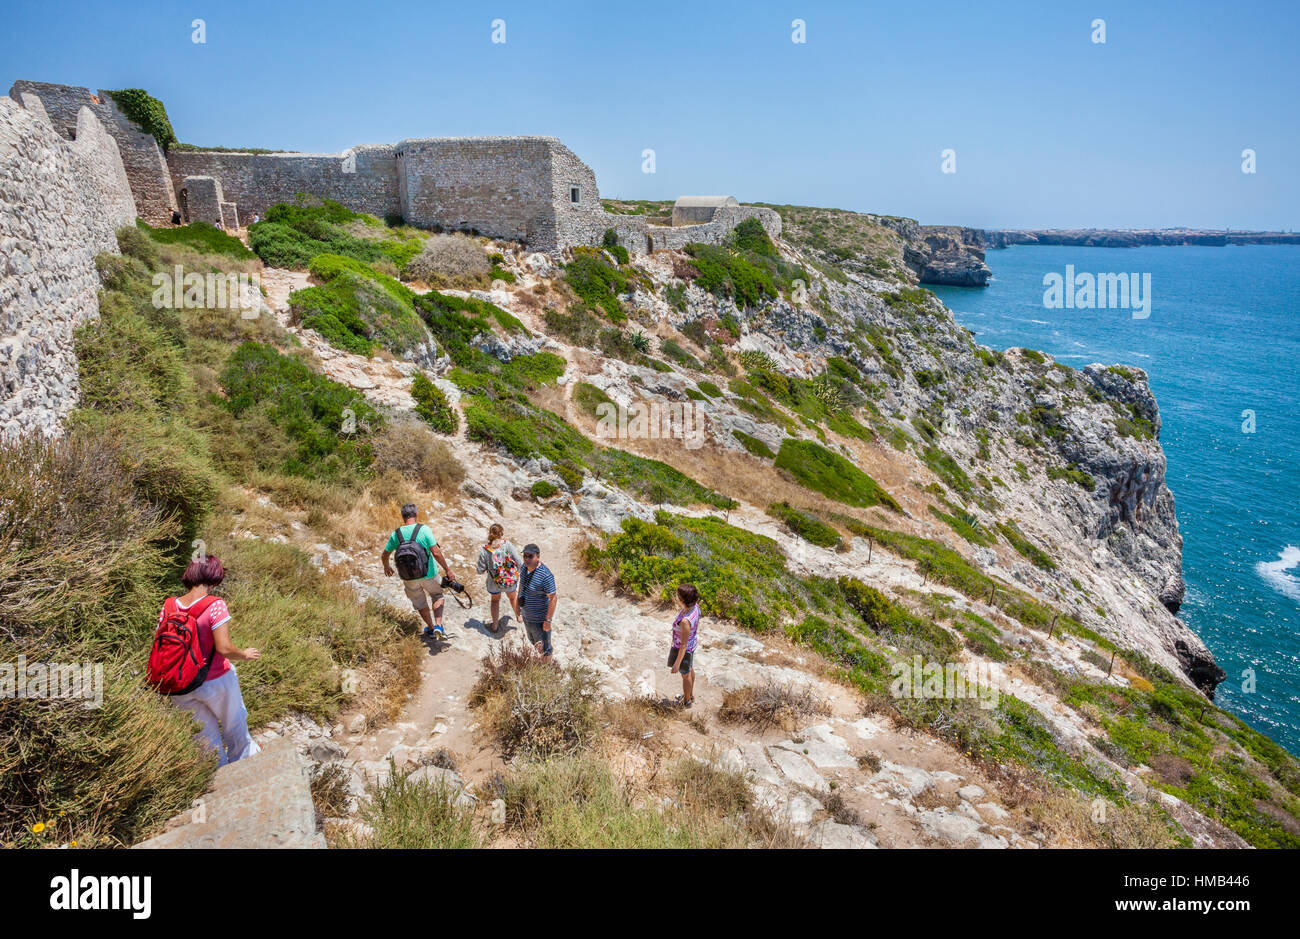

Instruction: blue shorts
[525,620,552,656]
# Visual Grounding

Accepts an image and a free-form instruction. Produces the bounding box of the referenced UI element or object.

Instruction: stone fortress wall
[9,81,176,224]
[167,145,402,225]
[9,80,780,257]
[0,89,137,439]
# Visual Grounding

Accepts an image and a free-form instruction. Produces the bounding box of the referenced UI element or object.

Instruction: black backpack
[393,524,431,580]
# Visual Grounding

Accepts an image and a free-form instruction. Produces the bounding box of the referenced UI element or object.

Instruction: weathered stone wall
[397,137,561,246]
[182,176,225,225]
[9,80,177,223]
[167,145,400,222]
[645,205,781,253]
[0,94,137,439]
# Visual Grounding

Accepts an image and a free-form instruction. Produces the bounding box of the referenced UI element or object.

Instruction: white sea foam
[1256,545,1300,603]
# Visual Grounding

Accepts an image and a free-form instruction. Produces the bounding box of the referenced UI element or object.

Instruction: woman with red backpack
[476,523,523,633]
[148,555,262,766]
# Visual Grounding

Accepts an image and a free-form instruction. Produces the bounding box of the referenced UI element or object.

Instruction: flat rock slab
[809,819,878,849]
[772,737,858,770]
[767,747,829,792]
[868,761,936,797]
[134,738,323,849]
[916,807,1008,849]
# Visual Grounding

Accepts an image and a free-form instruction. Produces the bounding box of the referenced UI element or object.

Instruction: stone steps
[134,737,324,849]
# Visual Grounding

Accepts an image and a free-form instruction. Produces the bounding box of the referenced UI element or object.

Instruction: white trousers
[172,667,261,767]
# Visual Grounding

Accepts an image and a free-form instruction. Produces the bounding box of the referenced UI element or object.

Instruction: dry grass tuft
[403,234,491,288]
[470,644,604,761]
[1028,788,1181,848]
[717,679,829,732]
[371,420,466,493]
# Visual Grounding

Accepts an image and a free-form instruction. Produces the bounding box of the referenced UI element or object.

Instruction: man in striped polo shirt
[518,543,557,661]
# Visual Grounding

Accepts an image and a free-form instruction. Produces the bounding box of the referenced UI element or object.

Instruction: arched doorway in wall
[177,188,190,224]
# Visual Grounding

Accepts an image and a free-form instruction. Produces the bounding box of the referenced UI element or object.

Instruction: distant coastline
[984,228,1300,249]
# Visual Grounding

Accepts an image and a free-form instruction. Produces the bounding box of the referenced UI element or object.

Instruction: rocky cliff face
[628,239,1221,696]
[905,226,991,287]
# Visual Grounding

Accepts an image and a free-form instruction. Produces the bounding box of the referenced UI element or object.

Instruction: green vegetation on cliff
[106,88,177,151]
[774,439,900,511]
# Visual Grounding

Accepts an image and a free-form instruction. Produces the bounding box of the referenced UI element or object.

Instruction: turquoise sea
[931,245,1300,756]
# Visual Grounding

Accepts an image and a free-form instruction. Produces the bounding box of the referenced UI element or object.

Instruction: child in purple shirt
[669,583,700,708]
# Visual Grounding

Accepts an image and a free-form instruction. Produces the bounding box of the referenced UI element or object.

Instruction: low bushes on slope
[582,511,1126,802]
[774,439,900,512]
[682,219,807,309]
[219,341,380,483]
[249,197,423,270]
[996,520,1057,570]
[451,361,733,509]
[288,254,430,357]
[573,381,614,418]
[731,429,776,459]
[410,373,458,434]
[464,643,792,848]
[740,356,874,442]
[563,250,631,321]
[137,218,254,259]
[766,501,842,548]
[928,503,994,547]
[1058,666,1300,847]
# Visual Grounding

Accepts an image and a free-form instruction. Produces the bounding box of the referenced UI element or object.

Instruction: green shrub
[411,373,458,434]
[501,352,566,389]
[573,381,615,418]
[601,229,630,264]
[1047,463,1098,490]
[219,341,380,482]
[289,256,428,357]
[996,521,1058,570]
[767,502,842,548]
[136,219,254,259]
[928,504,994,546]
[732,429,776,459]
[774,439,900,511]
[696,380,722,398]
[838,577,958,657]
[729,217,779,259]
[922,445,974,497]
[685,243,775,309]
[106,88,176,150]
[659,338,700,369]
[530,480,559,499]
[250,197,422,270]
[564,253,630,321]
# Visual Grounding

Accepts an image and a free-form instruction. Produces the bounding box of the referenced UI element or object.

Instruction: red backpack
[147,596,218,695]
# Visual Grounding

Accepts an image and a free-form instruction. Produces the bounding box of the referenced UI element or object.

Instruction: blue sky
[3,0,1297,230]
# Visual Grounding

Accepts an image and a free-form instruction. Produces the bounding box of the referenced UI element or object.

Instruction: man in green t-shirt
[381,503,457,639]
